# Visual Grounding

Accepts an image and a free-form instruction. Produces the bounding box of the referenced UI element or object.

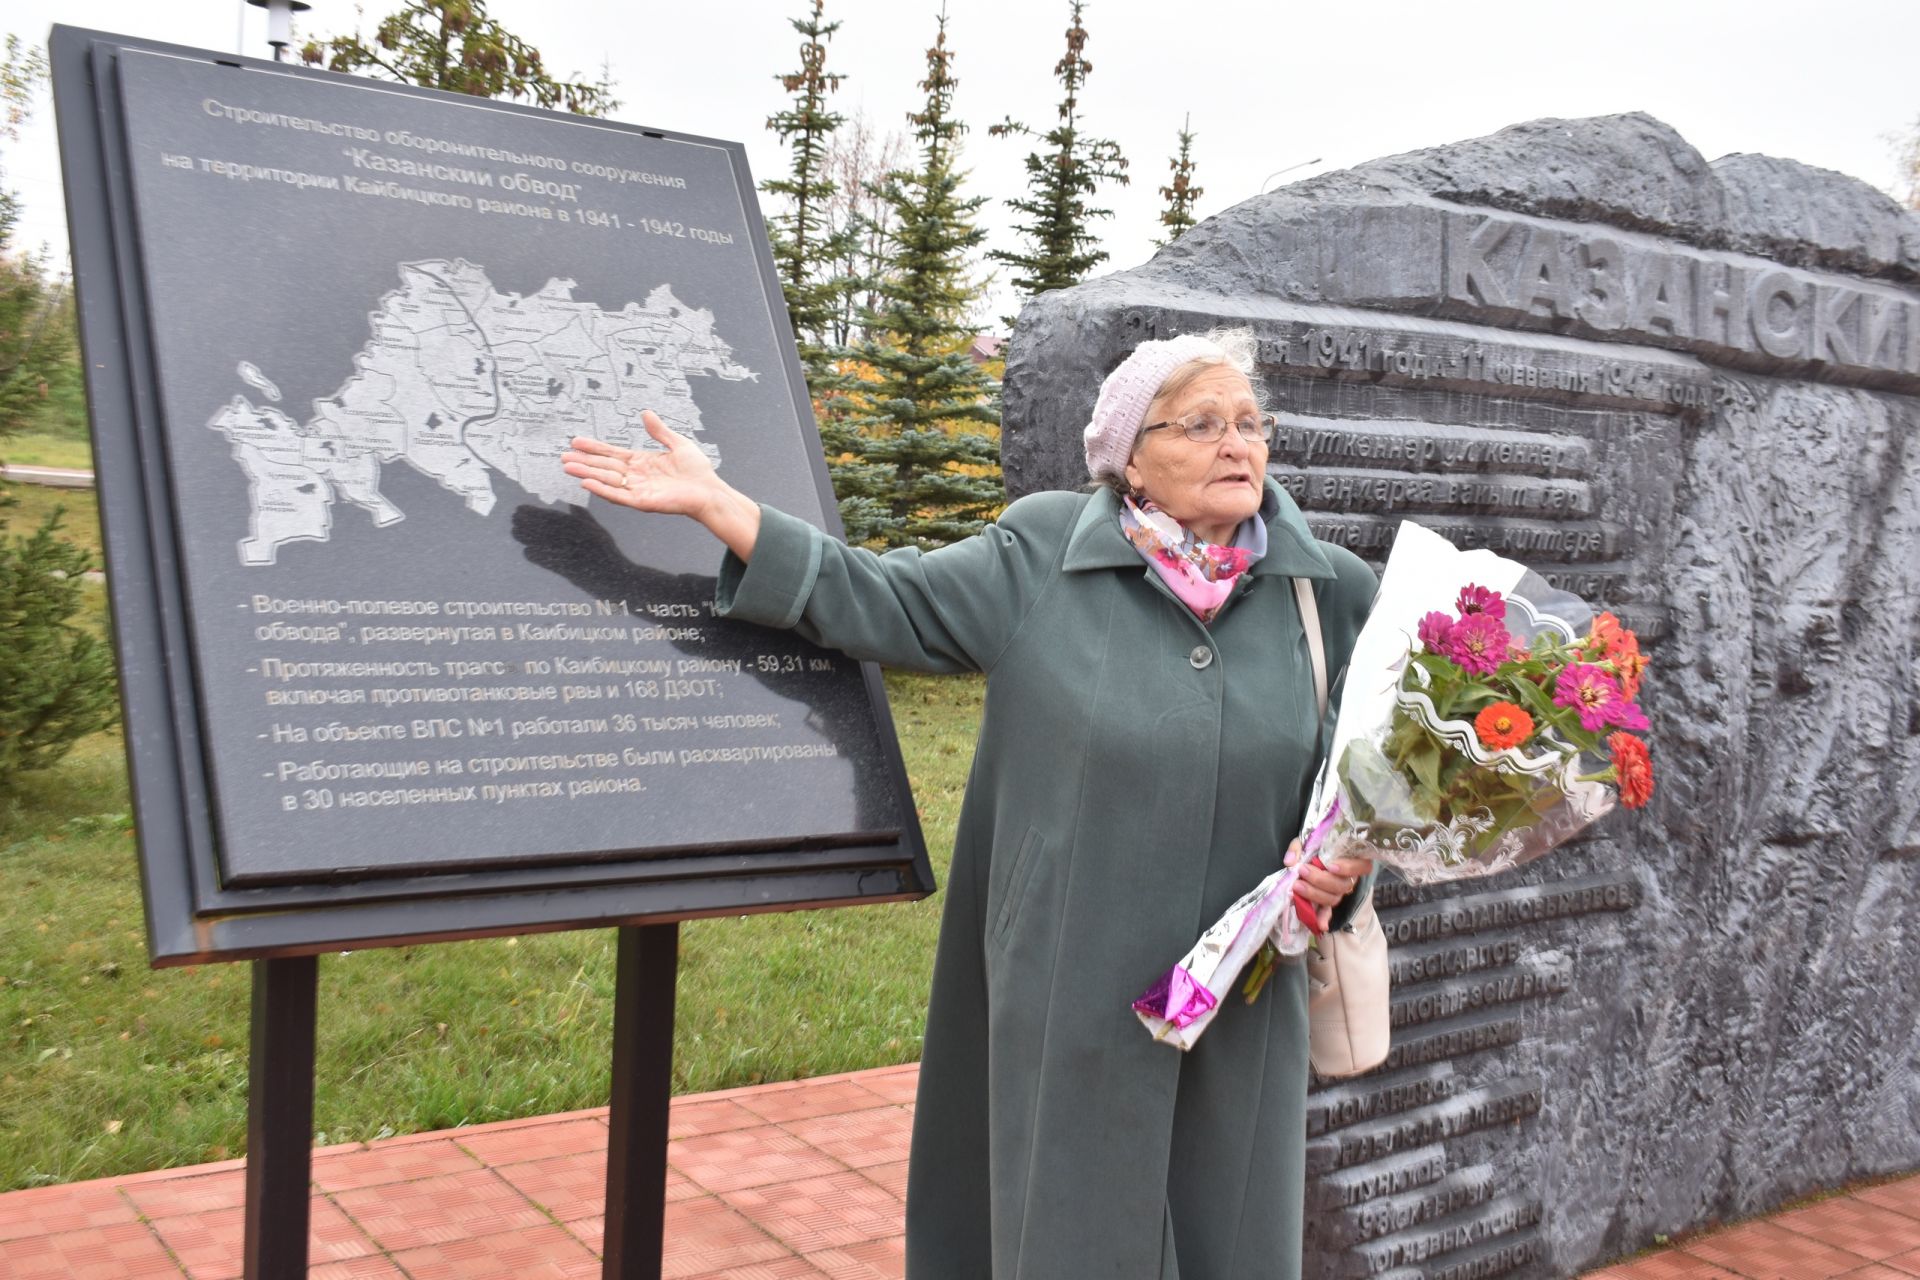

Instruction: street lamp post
[245,0,312,62]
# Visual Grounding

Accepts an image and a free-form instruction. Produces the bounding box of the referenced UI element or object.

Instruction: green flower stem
[1242,941,1278,1004]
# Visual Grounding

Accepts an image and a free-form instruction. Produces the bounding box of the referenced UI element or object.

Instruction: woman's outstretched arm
[561,412,762,560]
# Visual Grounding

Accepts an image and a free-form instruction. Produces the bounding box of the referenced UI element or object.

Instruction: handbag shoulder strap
[1292,578,1328,719]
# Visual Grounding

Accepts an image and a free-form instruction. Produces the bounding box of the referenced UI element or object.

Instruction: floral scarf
[1119,495,1262,623]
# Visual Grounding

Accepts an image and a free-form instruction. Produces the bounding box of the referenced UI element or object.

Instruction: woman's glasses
[1140,412,1278,444]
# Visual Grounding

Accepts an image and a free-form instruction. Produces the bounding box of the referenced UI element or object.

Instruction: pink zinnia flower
[1445,612,1510,676]
[1457,584,1507,620]
[1417,611,1455,653]
[1554,662,1640,732]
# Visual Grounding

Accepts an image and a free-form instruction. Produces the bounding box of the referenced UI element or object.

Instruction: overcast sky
[7,0,1919,326]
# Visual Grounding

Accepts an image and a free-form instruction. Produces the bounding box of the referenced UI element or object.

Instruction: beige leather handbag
[1292,579,1392,1079]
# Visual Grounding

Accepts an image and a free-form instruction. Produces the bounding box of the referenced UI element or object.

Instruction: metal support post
[243,954,319,1279]
[602,922,680,1279]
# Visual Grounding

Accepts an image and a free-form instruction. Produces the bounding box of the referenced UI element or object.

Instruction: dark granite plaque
[52,28,931,960]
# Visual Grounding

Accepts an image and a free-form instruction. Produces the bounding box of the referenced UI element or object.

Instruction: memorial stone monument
[1003,113,1920,1279]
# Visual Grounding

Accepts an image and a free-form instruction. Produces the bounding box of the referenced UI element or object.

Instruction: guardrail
[0,464,96,489]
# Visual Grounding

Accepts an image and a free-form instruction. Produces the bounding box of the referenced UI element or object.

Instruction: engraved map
[206,259,757,565]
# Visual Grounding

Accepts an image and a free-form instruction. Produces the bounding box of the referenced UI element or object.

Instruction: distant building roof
[969,335,1007,365]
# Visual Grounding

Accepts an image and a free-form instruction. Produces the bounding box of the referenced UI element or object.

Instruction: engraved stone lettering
[1513,227,1574,318]
[1812,283,1863,367]
[1308,1077,1542,1171]
[1750,270,1811,358]
[1304,517,1623,564]
[1379,1014,1525,1072]
[1355,1195,1544,1273]
[1275,419,1592,477]
[1379,876,1642,946]
[1306,1064,1461,1137]
[1271,467,1593,518]
[1316,1148,1450,1210]
[1371,878,1426,909]
[1629,253,1692,338]
[1576,235,1629,330]
[1388,937,1526,987]
[1424,1234,1547,1280]
[1445,214,1514,310]
[1860,295,1909,371]
[1693,258,1750,349]
[1389,960,1573,1028]
[1341,1165,1499,1245]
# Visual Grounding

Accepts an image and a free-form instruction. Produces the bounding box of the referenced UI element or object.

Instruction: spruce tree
[988,1,1128,301]
[762,0,861,379]
[827,9,999,549]
[1156,114,1202,245]
[0,502,119,786]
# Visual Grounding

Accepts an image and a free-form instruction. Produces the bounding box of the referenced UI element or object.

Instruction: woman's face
[1122,365,1268,543]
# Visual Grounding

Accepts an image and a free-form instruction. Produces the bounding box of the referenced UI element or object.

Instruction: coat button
[1189,645,1214,669]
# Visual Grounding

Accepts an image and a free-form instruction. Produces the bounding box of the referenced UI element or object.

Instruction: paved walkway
[0,1062,1914,1278]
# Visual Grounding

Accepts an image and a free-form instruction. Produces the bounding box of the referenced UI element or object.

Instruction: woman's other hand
[1285,839,1374,933]
[562,412,761,559]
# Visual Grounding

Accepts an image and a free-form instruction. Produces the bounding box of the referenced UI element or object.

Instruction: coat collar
[1061,479,1336,579]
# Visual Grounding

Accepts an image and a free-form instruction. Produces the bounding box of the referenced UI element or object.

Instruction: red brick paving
[1589,1254,1750,1279]
[0,1060,1910,1279]
[1772,1197,1920,1261]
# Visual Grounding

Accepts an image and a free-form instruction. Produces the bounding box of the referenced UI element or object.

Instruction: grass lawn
[1,429,95,472]
[0,667,984,1191]
[1,483,104,565]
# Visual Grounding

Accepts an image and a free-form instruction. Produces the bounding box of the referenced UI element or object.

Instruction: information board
[52,27,933,963]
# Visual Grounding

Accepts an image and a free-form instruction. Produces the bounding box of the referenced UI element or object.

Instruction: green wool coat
[715,479,1377,1280]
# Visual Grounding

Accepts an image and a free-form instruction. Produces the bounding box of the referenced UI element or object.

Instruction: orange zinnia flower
[1589,611,1649,697]
[1608,732,1654,808]
[1613,647,1649,700]
[1474,702,1534,751]
[1585,611,1623,658]
[1607,628,1648,699]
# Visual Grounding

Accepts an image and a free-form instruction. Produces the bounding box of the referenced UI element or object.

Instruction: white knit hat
[1082,334,1226,483]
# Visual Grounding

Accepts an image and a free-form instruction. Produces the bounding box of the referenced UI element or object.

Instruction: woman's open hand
[1286,839,1374,933]
[563,411,722,518]
[561,412,762,560]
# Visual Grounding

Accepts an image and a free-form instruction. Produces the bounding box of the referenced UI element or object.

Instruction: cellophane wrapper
[1301,520,1616,886]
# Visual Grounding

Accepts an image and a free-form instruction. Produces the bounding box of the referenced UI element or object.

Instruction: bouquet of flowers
[1134,520,1653,1049]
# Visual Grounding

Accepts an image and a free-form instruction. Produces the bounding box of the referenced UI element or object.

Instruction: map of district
[206,259,757,566]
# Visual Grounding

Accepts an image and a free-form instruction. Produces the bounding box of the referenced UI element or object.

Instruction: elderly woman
[563,329,1377,1279]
